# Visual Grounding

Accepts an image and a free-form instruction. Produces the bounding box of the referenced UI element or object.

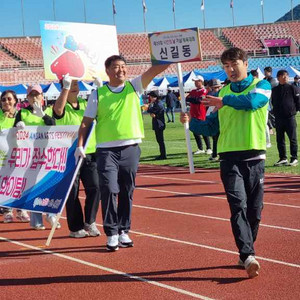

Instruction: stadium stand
[0,21,300,85]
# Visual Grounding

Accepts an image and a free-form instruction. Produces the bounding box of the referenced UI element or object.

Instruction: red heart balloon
[51,50,85,80]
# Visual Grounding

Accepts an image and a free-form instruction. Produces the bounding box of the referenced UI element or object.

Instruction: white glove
[93,77,103,88]
[32,101,45,118]
[62,73,72,90]
[16,121,26,130]
[74,146,86,164]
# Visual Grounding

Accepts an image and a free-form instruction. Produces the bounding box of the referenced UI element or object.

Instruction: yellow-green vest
[0,112,15,130]
[218,78,268,153]
[21,106,53,126]
[55,98,96,154]
[95,82,144,144]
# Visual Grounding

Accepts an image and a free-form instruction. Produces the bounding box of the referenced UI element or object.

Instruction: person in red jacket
[186,75,212,155]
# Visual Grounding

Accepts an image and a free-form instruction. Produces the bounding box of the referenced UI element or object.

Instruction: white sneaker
[274,159,288,166]
[84,222,100,237]
[206,149,213,155]
[106,234,119,251]
[69,229,88,238]
[289,159,298,166]
[4,212,14,223]
[46,215,61,229]
[244,255,260,278]
[118,231,133,248]
[16,210,30,222]
[194,149,205,155]
[266,143,272,148]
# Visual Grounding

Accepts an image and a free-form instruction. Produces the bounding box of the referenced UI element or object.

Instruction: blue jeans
[166,107,175,122]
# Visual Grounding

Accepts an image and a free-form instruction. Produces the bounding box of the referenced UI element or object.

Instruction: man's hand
[74,146,86,164]
[150,113,156,118]
[32,101,45,118]
[62,73,72,90]
[16,121,26,130]
[180,112,190,124]
[202,95,223,112]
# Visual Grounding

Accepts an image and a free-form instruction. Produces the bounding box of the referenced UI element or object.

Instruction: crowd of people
[0,48,299,279]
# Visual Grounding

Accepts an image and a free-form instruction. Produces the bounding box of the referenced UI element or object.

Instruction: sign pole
[176,63,195,174]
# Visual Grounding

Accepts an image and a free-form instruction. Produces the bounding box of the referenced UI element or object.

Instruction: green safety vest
[95,82,144,144]
[55,98,96,154]
[0,113,15,130]
[218,78,268,153]
[21,106,53,126]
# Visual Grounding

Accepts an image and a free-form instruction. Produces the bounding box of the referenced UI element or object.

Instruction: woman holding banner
[53,77,101,238]
[14,85,60,230]
[0,90,30,223]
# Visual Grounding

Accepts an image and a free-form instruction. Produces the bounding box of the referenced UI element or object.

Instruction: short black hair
[105,55,126,69]
[220,47,248,64]
[264,66,272,72]
[276,69,288,77]
[250,69,258,77]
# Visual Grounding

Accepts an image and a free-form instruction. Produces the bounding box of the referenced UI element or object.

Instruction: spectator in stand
[53,76,101,238]
[272,70,300,167]
[0,90,30,223]
[186,75,212,155]
[14,84,60,230]
[76,55,170,251]
[207,79,223,161]
[165,88,177,123]
[145,90,167,160]
[292,75,300,88]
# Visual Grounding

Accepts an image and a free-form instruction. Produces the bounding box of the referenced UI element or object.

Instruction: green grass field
[140,112,300,175]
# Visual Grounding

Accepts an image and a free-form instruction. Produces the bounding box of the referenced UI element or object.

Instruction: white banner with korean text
[0,125,80,214]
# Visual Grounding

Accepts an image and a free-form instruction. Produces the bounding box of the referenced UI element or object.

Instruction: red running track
[1,164,300,299]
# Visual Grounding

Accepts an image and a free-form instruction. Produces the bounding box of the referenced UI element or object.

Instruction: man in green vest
[76,55,170,251]
[181,48,271,278]
[53,77,100,238]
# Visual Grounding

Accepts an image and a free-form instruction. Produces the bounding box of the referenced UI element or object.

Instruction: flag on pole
[230,0,234,8]
[172,0,175,12]
[142,0,147,13]
[112,0,116,15]
[201,0,205,11]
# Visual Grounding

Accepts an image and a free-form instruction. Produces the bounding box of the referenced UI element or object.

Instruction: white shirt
[84,76,144,148]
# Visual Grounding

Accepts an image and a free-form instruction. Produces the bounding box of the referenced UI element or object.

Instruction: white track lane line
[132,204,300,233]
[0,237,214,300]
[138,174,300,193]
[136,187,300,209]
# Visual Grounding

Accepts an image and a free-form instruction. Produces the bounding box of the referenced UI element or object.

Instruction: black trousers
[212,134,219,158]
[193,133,211,150]
[275,116,298,160]
[96,144,141,236]
[154,129,166,157]
[220,159,265,262]
[66,153,100,232]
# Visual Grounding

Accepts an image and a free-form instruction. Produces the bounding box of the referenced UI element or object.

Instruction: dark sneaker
[289,159,298,166]
[118,231,134,248]
[106,235,119,251]
[273,159,288,166]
